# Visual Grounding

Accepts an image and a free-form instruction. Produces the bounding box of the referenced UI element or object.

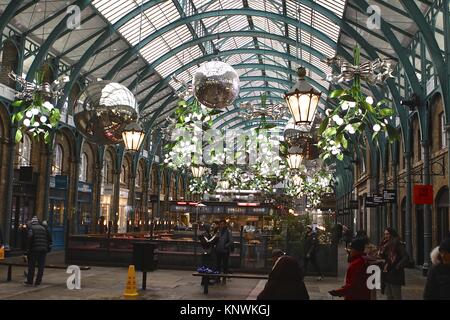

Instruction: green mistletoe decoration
[11,71,61,144]
[318,46,399,161]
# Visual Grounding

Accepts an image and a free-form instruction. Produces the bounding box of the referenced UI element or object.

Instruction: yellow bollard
[123,265,139,297]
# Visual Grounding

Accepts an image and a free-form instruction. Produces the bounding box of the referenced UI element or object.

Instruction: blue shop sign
[78,182,93,193]
[50,175,68,189]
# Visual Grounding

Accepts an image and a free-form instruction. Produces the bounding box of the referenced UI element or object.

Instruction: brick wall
[0,41,18,88]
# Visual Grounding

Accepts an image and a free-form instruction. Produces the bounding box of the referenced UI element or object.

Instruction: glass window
[79,152,88,182]
[120,165,126,184]
[17,134,31,168]
[136,169,141,188]
[417,130,421,161]
[52,144,63,175]
[440,112,447,149]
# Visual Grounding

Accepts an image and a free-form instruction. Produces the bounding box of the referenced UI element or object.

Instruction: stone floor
[0,245,426,300]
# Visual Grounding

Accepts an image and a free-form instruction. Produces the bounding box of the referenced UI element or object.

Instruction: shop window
[52,144,63,175]
[440,112,447,149]
[17,134,31,168]
[79,152,88,182]
[103,152,113,184]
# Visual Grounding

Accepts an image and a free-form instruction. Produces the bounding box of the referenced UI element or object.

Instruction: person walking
[257,250,309,300]
[378,227,409,300]
[329,238,370,300]
[303,226,323,281]
[24,216,52,286]
[423,237,450,300]
[215,220,233,275]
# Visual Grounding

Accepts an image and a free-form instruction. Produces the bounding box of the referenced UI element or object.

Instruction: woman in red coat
[329,238,370,300]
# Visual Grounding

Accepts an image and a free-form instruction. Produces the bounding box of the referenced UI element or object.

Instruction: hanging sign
[383,189,396,203]
[365,196,378,208]
[373,193,384,205]
[413,184,433,205]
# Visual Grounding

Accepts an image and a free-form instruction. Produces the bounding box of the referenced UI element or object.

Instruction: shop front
[118,188,129,233]
[48,175,68,249]
[10,166,37,249]
[77,182,93,235]
[100,184,113,233]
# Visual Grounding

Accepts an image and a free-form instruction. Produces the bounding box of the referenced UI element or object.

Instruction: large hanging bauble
[193,61,240,109]
[73,81,138,145]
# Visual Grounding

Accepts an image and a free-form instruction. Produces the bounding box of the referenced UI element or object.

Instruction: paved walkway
[0,245,426,300]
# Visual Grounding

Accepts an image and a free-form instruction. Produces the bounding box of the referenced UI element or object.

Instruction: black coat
[424,264,450,300]
[380,239,409,286]
[257,256,309,300]
[28,223,52,253]
[304,232,318,256]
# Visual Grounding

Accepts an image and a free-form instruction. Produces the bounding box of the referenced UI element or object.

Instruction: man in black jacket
[24,216,52,286]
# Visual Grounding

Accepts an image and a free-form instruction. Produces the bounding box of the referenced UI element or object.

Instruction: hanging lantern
[193,61,240,109]
[287,148,304,170]
[191,165,206,178]
[284,67,321,125]
[292,174,303,186]
[219,180,230,190]
[122,121,145,152]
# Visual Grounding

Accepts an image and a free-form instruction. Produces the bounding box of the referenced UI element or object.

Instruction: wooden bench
[192,272,268,294]
[0,261,91,282]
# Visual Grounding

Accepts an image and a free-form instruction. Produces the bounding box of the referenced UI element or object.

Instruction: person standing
[423,237,450,300]
[378,227,409,300]
[257,250,309,300]
[329,238,370,300]
[303,226,323,281]
[215,220,233,275]
[24,216,52,286]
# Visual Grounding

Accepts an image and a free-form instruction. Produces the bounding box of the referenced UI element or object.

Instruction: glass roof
[92,0,347,123]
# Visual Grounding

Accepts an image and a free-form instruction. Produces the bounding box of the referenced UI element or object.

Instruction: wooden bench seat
[192,272,268,294]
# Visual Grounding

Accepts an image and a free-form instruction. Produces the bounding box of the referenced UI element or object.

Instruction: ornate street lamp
[122,121,145,152]
[284,67,321,125]
[191,165,206,178]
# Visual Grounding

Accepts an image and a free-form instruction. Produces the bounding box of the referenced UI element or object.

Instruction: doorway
[436,187,449,244]
[415,206,424,266]
[10,195,35,249]
[48,198,66,250]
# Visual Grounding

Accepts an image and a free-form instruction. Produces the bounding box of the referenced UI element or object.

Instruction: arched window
[17,134,31,167]
[52,144,63,175]
[79,152,88,182]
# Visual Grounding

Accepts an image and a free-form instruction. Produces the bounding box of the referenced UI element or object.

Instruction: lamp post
[284,67,321,125]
